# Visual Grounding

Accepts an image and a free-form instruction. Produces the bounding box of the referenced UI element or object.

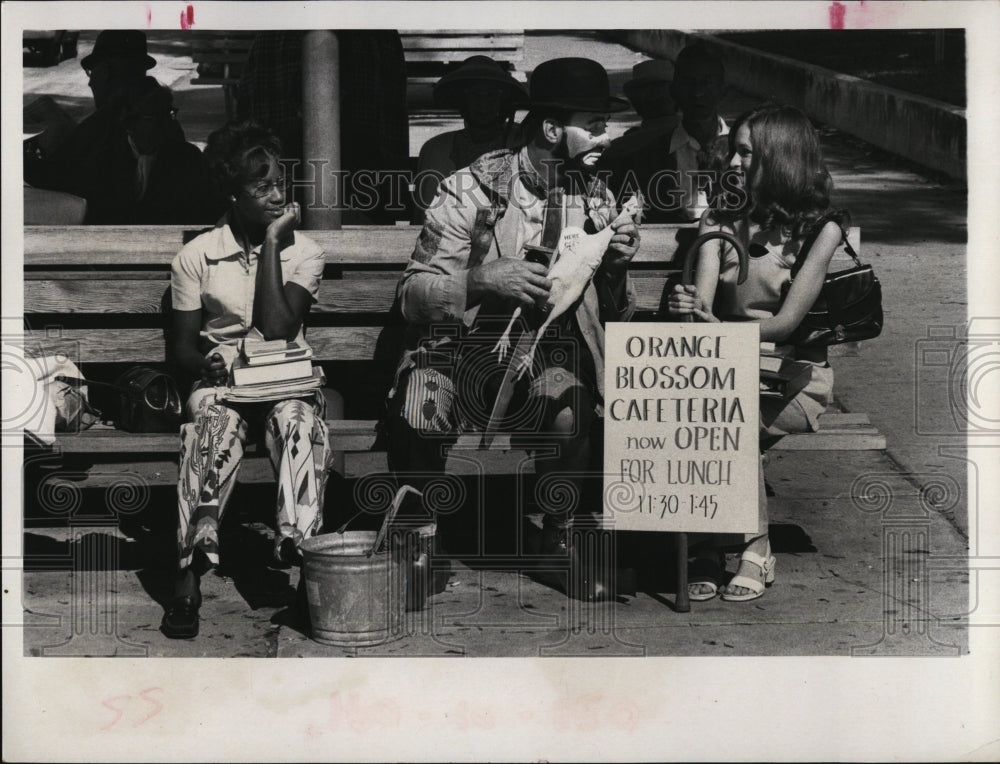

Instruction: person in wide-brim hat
[433,55,527,109]
[414,56,528,222]
[81,29,157,71]
[528,56,629,113]
[622,59,674,103]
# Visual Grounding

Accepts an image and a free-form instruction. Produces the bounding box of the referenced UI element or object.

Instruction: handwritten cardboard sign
[603,322,760,533]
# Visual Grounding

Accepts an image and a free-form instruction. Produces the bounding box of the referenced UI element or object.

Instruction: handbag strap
[789,213,859,279]
[56,375,118,391]
[57,370,180,413]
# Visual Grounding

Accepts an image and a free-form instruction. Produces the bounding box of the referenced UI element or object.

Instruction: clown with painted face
[556,112,612,173]
[389,58,640,603]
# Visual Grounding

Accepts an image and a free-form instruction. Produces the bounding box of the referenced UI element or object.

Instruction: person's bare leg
[720,455,771,598]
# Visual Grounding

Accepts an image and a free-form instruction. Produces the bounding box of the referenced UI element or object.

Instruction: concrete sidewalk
[21,446,967,657]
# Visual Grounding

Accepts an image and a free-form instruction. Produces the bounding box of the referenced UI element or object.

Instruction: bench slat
[23,225,860,267]
[21,323,860,362]
[400,35,523,51]
[51,420,378,453]
[24,274,676,315]
[38,431,885,491]
[38,431,884,490]
[48,413,875,455]
[404,50,524,63]
[21,327,386,363]
[35,449,519,486]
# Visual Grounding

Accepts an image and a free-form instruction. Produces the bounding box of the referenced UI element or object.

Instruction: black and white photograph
[4,1,999,760]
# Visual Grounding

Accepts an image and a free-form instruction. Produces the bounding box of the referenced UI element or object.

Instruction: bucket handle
[368,485,423,557]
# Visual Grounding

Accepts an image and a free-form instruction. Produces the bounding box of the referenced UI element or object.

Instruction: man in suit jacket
[599,44,728,223]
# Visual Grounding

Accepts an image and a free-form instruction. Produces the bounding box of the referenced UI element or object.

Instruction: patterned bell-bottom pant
[176,386,332,571]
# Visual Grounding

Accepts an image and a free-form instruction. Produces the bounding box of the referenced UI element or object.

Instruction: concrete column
[301,30,341,229]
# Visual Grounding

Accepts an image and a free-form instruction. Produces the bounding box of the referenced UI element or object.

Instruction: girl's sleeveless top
[712,221,833,432]
[715,223,802,321]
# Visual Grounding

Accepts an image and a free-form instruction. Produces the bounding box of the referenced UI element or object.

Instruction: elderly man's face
[554,111,611,173]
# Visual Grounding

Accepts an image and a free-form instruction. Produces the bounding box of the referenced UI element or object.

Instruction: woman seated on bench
[162,121,335,639]
[668,105,847,603]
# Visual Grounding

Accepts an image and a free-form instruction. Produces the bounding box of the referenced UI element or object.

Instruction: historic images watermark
[282,160,748,217]
[5,326,150,655]
[847,318,1000,655]
[915,318,1000,437]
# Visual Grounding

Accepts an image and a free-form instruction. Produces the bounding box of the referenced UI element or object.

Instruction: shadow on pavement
[823,128,966,244]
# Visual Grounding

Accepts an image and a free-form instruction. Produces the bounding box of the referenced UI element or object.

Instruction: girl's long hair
[716,106,844,238]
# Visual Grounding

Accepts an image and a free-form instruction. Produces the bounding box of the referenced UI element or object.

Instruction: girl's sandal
[688,550,725,602]
[720,547,776,602]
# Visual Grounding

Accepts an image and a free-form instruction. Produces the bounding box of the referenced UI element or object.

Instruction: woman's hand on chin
[266,202,300,243]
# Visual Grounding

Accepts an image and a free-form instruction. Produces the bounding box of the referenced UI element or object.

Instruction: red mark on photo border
[829,1,846,29]
[180,4,195,29]
[100,695,131,731]
[99,687,164,731]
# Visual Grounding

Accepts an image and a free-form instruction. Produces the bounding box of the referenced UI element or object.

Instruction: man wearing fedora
[26,33,220,225]
[81,30,158,110]
[384,57,640,601]
[45,30,160,158]
[413,55,528,223]
[600,44,728,223]
[621,59,681,138]
[24,30,176,217]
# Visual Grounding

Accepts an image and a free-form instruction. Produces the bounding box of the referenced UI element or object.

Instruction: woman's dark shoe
[160,594,200,639]
[275,536,303,568]
[161,567,201,639]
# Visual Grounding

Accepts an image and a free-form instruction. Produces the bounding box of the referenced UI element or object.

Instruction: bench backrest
[23,223,861,365]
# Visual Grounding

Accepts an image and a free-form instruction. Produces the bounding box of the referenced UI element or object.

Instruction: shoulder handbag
[58,366,182,433]
[112,366,183,432]
[785,219,883,348]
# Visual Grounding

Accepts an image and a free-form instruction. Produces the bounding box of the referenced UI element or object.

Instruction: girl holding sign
[667,105,846,602]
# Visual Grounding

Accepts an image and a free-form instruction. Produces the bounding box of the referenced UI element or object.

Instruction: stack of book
[759,346,813,400]
[224,338,324,403]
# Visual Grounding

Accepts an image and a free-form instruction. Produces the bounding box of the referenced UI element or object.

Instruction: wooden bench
[22,222,879,477]
[186,30,526,119]
[22,223,881,490]
[21,222,882,606]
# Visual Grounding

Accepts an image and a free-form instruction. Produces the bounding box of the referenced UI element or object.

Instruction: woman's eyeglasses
[246,176,287,199]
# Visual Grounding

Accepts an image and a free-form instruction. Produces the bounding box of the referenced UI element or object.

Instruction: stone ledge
[608,30,966,181]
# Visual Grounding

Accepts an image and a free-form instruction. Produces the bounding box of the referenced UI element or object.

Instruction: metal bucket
[300,530,404,647]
